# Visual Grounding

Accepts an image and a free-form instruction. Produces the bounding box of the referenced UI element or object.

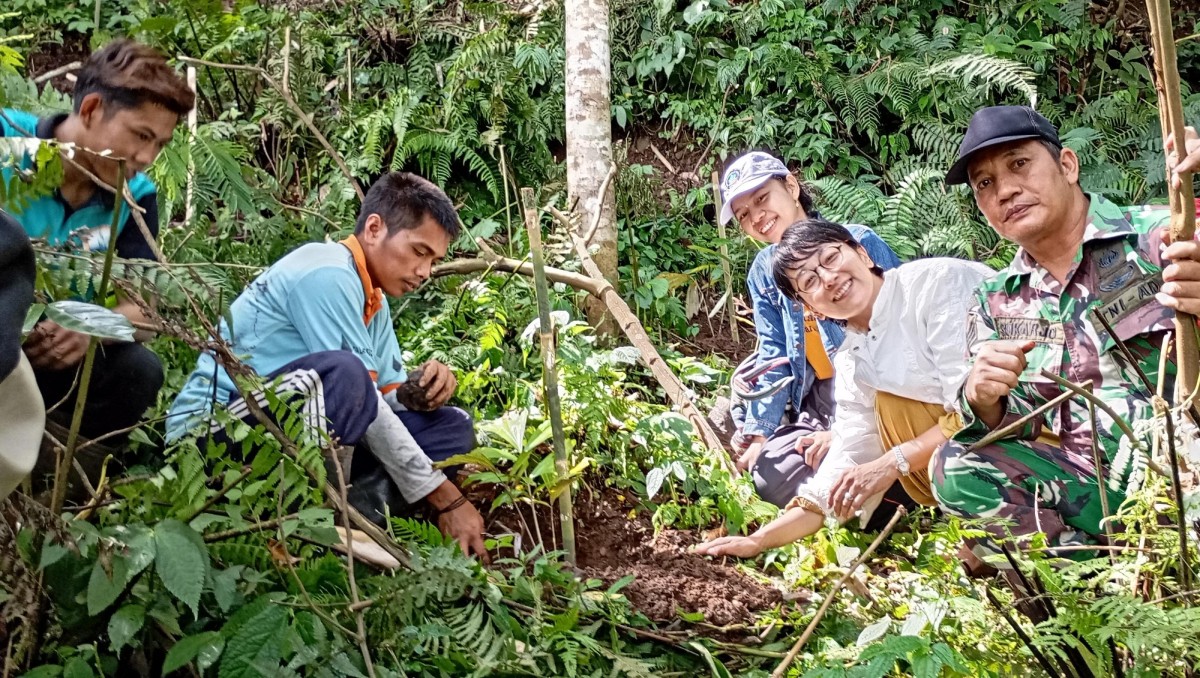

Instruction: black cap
[945,106,1061,185]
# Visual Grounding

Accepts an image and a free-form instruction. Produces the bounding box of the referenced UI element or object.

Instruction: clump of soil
[478,486,784,626]
[393,366,435,411]
[575,496,783,625]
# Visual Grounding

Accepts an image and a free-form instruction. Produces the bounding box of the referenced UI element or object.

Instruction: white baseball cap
[718,151,791,225]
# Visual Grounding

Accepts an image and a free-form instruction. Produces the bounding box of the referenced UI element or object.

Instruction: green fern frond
[926,53,1039,108]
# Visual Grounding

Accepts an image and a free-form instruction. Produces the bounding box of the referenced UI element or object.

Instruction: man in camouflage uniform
[930,106,1200,561]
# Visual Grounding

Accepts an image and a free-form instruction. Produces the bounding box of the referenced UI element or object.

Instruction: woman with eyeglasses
[715,151,900,511]
[696,219,991,558]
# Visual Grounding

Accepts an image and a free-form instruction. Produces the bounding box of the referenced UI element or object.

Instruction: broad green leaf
[163,631,225,674]
[645,467,666,499]
[39,542,70,569]
[329,654,368,678]
[218,604,287,678]
[154,519,210,618]
[856,617,891,647]
[87,554,130,616]
[22,303,44,335]
[685,641,731,678]
[606,574,637,595]
[108,604,145,653]
[43,300,135,341]
[210,566,243,614]
[62,657,93,678]
[112,524,156,578]
[20,666,63,678]
[911,652,942,678]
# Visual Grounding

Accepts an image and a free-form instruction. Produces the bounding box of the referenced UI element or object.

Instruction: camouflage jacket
[953,193,1196,468]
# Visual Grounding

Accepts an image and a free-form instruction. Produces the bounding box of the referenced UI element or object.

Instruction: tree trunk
[565,0,617,335]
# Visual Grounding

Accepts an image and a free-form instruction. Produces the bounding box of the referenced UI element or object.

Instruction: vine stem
[50,163,125,516]
[984,587,1062,678]
[333,448,377,678]
[771,507,906,678]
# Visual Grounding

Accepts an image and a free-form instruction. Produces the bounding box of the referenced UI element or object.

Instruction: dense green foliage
[3,0,1200,676]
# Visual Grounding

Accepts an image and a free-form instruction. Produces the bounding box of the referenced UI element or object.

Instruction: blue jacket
[742,224,901,438]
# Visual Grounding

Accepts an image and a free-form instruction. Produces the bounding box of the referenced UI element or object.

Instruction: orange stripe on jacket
[803,314,834,380]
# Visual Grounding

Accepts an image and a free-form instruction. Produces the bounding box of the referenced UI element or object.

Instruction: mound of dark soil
[478,485,783,626]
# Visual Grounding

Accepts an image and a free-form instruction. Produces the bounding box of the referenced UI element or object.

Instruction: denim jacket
[742,224,901,438]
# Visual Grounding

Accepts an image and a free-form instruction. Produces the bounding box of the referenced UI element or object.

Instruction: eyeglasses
[792,244,846,295]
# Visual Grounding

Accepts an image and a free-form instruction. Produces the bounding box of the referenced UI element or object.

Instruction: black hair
[721,149,817,217]
[355,172,461,239]
[1039,139,1064,164]
[771,218,884,302]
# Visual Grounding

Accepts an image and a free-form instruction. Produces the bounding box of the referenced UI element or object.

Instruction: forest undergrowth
[4,0,1200,676]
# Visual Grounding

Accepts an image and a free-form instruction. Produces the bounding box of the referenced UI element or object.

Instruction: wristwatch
[891,446,911,476]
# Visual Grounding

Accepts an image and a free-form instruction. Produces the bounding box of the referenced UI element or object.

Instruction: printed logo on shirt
[338,336,376,360]
[74,225,112,253]
[1093,274,1161,327]
[993,316,1066,345]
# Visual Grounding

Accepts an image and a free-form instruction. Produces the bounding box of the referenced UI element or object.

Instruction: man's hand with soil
[394,359,458,411]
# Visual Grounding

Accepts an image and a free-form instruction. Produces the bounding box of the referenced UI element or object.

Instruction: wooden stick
[1038,370,1140,444]
[32,61,82,85]
[282,27,291,94]
[581,165,617,247]
[521,187,577,566]
[184,66,198,229]
[333,446,378,678]
[984,587,1063,678]
[1145,0,1200,407]
[771,507,906,678]
[650,142,678,175]
[711,171,739,345]
[546,205,734,467]
[966,380,1093,451]
[431,256,603,295]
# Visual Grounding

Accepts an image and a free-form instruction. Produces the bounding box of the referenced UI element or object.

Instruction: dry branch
[545,205,734,470]
[771,507,907,678]
[432,257,603,295]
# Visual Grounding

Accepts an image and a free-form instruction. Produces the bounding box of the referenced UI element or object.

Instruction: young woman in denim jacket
[697,220,989,558]
[714,151,901,509]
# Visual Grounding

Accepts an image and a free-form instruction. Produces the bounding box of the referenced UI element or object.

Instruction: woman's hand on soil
[693,535,764,559]
[795,431,832,468]
[828,457,898,520]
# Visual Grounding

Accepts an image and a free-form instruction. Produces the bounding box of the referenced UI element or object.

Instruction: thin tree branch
[177,55,364,201]
[771,507,906,678]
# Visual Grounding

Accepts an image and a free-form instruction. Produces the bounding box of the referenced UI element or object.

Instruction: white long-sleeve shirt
[799,258,994,519]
